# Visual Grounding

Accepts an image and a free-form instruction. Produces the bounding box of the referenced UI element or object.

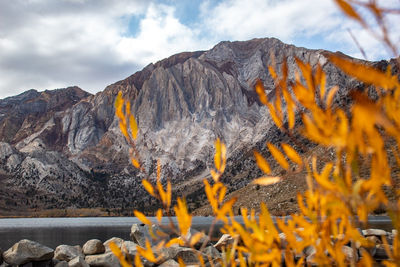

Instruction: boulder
[341,246,358,263]
[68,256,89,267]
[103,237,124,252]
[362,229,387,236]
[130,224,170,247]
[158,259,180,267]
[180,228,210,249]
[122,241,137,258]
[214,234,235,251]
[203,246,221,260]
[82,239,105,255]
[2,239,54,266]
[55,261,68,267]
[173,247,206,265]
[85,252,121,267]
[19,260,53,267]
[54,245,84,262]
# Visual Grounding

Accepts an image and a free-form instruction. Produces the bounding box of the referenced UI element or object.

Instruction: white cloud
[199,0,399,60]
[0,0,398,99]
[0,0,211,98]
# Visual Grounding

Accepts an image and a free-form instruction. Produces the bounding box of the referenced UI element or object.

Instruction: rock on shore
[0,224,397,266]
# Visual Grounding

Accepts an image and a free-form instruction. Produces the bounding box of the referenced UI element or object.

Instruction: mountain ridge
[0,37,396,215]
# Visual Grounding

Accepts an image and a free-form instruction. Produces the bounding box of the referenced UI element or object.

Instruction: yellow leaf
[157,180,166,206]
[330,55,399,91]
[177,257,185,267]
[266,102,283,129]
[218,185,227,203]
[137,239,157,263]
[333,0,364,25]
[174,197,192,237]
[252,176,281,186]
[166,237,184,247]
[135,253,143,267]
[129,114,138,140]
[119,121,129,140]
[156,209,163,223]
[267,143,289,170]
[189,232,204,247]
[134,210,152,225]
[253,150,271,174]
[109,242,132,267]
[281,143,302,165]
[214,138,221,171]
[255,79,268,105]
[296,58,314,93]
[268,66,277,80]
[142,180,156,198]
[210,169,220,182]
[131,158,140,169]
[204,179,218,212]
[166,180,172,209]
[326,86,339,108]
[282,88,296,129]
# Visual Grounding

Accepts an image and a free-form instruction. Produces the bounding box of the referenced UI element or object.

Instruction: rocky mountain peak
[0,37,396,215]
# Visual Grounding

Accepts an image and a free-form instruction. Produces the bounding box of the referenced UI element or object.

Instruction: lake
[0,216,392,250]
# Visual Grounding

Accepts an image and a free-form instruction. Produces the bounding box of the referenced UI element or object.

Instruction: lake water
[0,216,392,250]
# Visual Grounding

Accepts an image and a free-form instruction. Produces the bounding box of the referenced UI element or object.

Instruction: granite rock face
[0,37,396,213]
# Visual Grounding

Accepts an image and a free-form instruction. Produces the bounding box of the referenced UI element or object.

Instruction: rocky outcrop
[0,37,397,214]
[2,239,54,265]
[82,239,105,255]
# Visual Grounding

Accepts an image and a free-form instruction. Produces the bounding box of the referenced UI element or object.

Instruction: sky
[0,0,398,99]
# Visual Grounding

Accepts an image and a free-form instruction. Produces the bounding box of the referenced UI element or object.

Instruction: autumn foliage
[112,0,400,266]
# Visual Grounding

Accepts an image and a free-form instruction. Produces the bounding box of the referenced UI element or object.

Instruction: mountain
[0,37,396,216]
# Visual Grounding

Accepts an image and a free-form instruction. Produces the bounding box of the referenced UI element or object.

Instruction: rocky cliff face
[0,37,395,214]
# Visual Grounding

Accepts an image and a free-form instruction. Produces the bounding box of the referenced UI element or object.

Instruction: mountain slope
[0,37,395,215]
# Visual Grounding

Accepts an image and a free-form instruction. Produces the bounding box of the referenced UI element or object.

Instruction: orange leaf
[266,102,283,129]
[214,138,222,170]
[189,232,204,247]
[330,55,399,90]
[255,79,268,105]
[135,253,143,267]
[252,176,281,186]
[131,158,140,169]
[253,150,271,174]
[142,180,156,198]
[282,88,296,129]
[109,242,132,267]
[326,86,339,108]
[134,210,152,225]
[281,143,302,165]
[166,180,172,209]
[156,209,163,223]
[334,0,364,25]
[129,114,138,139]
[137,239,157,262]
[267,143,289,170]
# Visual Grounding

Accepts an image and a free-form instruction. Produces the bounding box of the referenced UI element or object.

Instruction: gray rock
[362,229,387,236]
[173,247,206,265]
[103,237,124,252]
[68,256,89,267]
[85,252,121,267]
[180,228,209,249]
[130,224,169,247]
[214,234,235,251]
[122,241,137,258]
[341,246,358,263]
[54,245,84,262]
[158,259,179,267]
[55,261,68,267]
[2,239,54,266]
[203,246,221,260]
[0,142,13,160]
[82,239,105,255]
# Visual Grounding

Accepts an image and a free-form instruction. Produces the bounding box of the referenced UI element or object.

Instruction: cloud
[0,0,398,99]
[0,0,211,98]
[199,0,399,60]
